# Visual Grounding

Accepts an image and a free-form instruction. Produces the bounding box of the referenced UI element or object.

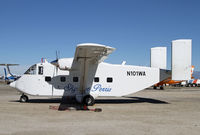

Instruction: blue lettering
[64,83,77,93]
[64,84,112,93]
[91,84,111,92]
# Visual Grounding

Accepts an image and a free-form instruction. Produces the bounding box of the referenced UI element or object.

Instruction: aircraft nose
[10,81,16,88]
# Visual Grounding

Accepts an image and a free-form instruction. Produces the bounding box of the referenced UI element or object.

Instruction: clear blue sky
[0,0,200,75]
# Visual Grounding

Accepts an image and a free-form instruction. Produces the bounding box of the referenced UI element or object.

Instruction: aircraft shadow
[10,98,63,104]
[95,97,169,104]
[10,97,168,104]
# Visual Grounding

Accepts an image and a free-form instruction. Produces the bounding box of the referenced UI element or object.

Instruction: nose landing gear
[20,94,29,102]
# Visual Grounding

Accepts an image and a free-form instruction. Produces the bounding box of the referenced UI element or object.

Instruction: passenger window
[38,66,43,75]
[107,77,113,83]
[94,77,99,82]
[60,76,66,82]
[73,77,78,82]
[45,76,51,82]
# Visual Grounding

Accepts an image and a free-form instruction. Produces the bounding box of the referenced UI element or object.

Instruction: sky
[0,0,200,75]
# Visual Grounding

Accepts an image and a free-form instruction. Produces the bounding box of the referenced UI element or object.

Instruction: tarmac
[0,83,200,135]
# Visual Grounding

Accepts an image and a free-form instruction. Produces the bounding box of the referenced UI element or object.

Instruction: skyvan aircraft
[10,41,191,105]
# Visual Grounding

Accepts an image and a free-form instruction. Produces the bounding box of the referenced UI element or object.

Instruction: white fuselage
[11,59,160,99]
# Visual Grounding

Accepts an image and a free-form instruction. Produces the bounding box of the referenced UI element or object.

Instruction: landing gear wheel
[83,95,95,106]
[20,95,29,103]
[6,82,10,85]
[153,86,157,89]
[160,86,164,90]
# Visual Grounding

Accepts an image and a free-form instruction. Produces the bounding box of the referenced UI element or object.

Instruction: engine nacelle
[58,58,73,70]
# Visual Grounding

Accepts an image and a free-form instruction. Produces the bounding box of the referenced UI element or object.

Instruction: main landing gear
[20,94,29,102]
[160,85,164,90]
[153,85,164,90]
[82,95,95,106]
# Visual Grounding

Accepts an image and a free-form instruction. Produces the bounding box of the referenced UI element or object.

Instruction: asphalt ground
[0,83,200,135]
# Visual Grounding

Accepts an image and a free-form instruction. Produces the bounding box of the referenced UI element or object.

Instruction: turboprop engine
[51,58,73,70]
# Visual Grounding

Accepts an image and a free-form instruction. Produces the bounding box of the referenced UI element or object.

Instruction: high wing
[71,43,115,94]
[74,43,115,64]
[0,64,19,66]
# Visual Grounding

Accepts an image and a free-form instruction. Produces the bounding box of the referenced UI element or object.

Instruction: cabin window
[45,76,51,82]
[24,64,36,75]
[107,77,113,83]
[94,77,99,82]
[60,76,66,82]
[38,66,43,75]
[73,77,78,82]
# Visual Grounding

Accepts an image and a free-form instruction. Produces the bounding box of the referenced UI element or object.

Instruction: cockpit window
[24,64,36,75]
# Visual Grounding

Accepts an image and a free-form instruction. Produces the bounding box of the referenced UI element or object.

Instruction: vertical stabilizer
[4,68,7,80]
[151,47,167,69]
[172,39,192,80]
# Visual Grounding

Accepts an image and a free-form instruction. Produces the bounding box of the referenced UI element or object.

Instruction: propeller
[51,51,60,65]
[51,51,60,95]
[51,50,61,75]
[56,50,59,61]
[55,51,59,75]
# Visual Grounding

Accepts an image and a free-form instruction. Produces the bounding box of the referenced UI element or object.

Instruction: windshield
[24,64,36,75]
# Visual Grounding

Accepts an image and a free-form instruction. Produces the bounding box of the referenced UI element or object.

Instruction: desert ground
[0,83,200,135]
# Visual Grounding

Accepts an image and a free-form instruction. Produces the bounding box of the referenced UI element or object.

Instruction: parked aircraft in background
[0,75,3,80]
[153,66,195,89]
[185,79,200,87]
[0,64,20,84]
[10,40,192,105]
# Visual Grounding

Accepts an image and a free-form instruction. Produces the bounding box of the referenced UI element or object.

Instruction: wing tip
[77,43,105,47]
[77,43,115,50]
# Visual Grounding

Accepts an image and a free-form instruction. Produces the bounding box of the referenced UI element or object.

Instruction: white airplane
[10,40,192,105]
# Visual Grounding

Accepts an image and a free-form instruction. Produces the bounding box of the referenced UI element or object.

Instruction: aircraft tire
[20,95,29,103]
[160,86,164,90]
[153,86,157,89]
[83,95,95,106]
